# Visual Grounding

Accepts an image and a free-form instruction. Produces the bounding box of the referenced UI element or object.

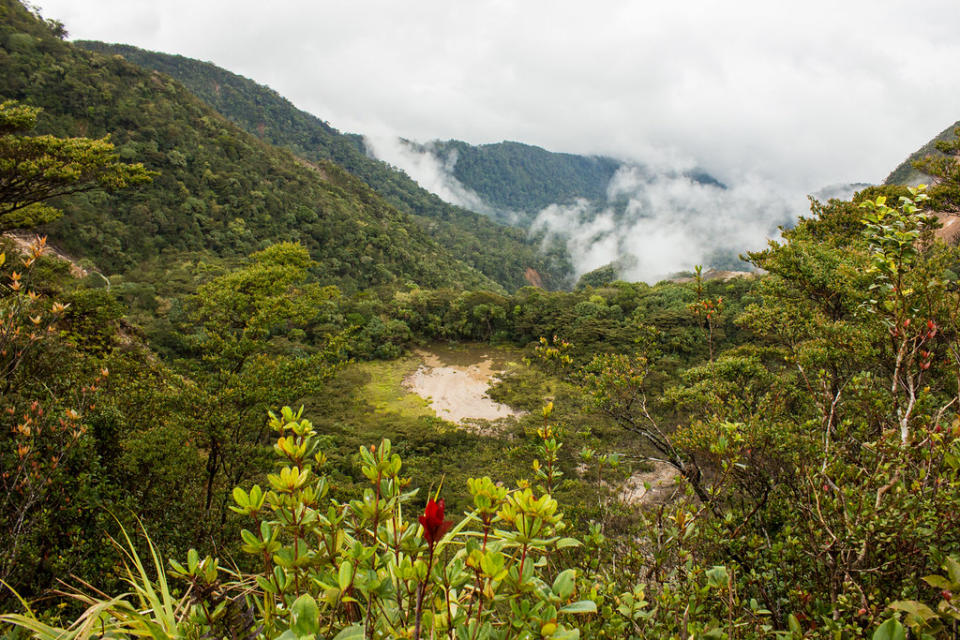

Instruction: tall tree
[0,99,153,231]
[177,242,346,538]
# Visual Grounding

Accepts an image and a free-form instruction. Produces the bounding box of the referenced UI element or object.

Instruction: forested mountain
[885,118,960,186]
[405,139,623,215]
[384,137,725,224]
[0,1,528,293]
[76,41,571,290]
[75,41,745,283]
[5,2,960,639]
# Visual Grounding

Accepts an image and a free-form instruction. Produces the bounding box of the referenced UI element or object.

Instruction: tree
[913,127,960,210]
[177,243,347,539]
[0,100,153,231]
[0,238,111,596]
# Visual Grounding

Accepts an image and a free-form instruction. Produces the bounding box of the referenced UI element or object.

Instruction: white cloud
[368,138,799,283]
[531,166,796,283]
[34,0,960,196]
[363,137,492,214]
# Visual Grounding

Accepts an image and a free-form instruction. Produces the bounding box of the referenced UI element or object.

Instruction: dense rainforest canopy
[2,1,960,639]
[75,41,573,291]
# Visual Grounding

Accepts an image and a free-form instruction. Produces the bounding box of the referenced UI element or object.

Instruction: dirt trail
[402,348,523,427]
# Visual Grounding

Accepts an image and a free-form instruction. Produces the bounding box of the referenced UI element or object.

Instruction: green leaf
[338,562,354,592]
[331,625,365,640]
[559,600,597,614]
[555,537,581,549]
[787,614,802,636]
[872,618,906,640]
[232,487,248,506]
[889,600,937,622]
[333,624,363,640]
[944,556,960,583]
[922,575,953,589]
[552,569,576,601]
[706,565,729,589]
[290,594,320,638]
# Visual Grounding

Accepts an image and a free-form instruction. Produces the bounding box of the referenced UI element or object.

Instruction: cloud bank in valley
[369,139,797,283]
[531,167,796,283]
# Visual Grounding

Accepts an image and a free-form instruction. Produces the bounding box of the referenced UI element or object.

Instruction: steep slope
[0,0,502,293]
[76,41,571,290]
[885,119,960,186]
[392,139,726,224]
[415,139,622,215]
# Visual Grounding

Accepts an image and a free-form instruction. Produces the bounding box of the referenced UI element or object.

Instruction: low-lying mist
[366,136,803,283]
[533,167,797,282]
[364,136,519,222]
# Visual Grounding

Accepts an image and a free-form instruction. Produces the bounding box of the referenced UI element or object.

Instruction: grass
[0,524,188,640]
[300,343,635,530]
[353,356,436,420]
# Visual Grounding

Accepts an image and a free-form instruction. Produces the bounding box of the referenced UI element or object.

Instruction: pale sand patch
[403,349,523,427]
[618,461,680,506]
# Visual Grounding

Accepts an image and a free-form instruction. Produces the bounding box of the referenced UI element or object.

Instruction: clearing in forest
[402,345,523,427]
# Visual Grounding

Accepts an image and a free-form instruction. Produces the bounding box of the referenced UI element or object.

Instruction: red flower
[419,498,453,546]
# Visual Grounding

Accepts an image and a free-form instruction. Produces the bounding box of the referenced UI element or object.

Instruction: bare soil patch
[618,461,681,506]
[403,347,523,429]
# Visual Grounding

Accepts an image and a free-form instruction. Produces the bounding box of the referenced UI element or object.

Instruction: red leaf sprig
[419,497,453,547]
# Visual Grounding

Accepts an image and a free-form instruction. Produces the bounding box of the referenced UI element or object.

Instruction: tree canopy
[0,99,153,230]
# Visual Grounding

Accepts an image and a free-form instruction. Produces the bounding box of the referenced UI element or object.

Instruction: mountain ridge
[76,40,571,290]
[383,137,727,226]
[0,3,523,293]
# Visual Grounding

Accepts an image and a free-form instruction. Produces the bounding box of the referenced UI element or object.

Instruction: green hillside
[76,41,571,290]
[417,139,622,215]
[410,139,725,221]
[885,119,960,186]
[5,2,960,638]
[0,1,507,293]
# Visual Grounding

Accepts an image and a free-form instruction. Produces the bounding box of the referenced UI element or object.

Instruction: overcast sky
[35,0,960,193]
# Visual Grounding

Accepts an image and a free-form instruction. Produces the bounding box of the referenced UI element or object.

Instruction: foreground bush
[2,406,596,640]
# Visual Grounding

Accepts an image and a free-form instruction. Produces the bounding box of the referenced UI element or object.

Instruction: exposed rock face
[618,462,680,506]
[524,267,544,288]
[4,233,89,278]
[935,213,960,245]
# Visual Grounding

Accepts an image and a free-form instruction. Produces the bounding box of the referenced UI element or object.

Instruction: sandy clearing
[402,348,523,427]
[618,461,681,506]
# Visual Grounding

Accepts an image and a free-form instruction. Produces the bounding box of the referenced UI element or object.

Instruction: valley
[2,1,960,639]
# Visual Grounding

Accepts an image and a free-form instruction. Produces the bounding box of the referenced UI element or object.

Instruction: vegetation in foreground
[5,179,960,637]
[3,1,960,637]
